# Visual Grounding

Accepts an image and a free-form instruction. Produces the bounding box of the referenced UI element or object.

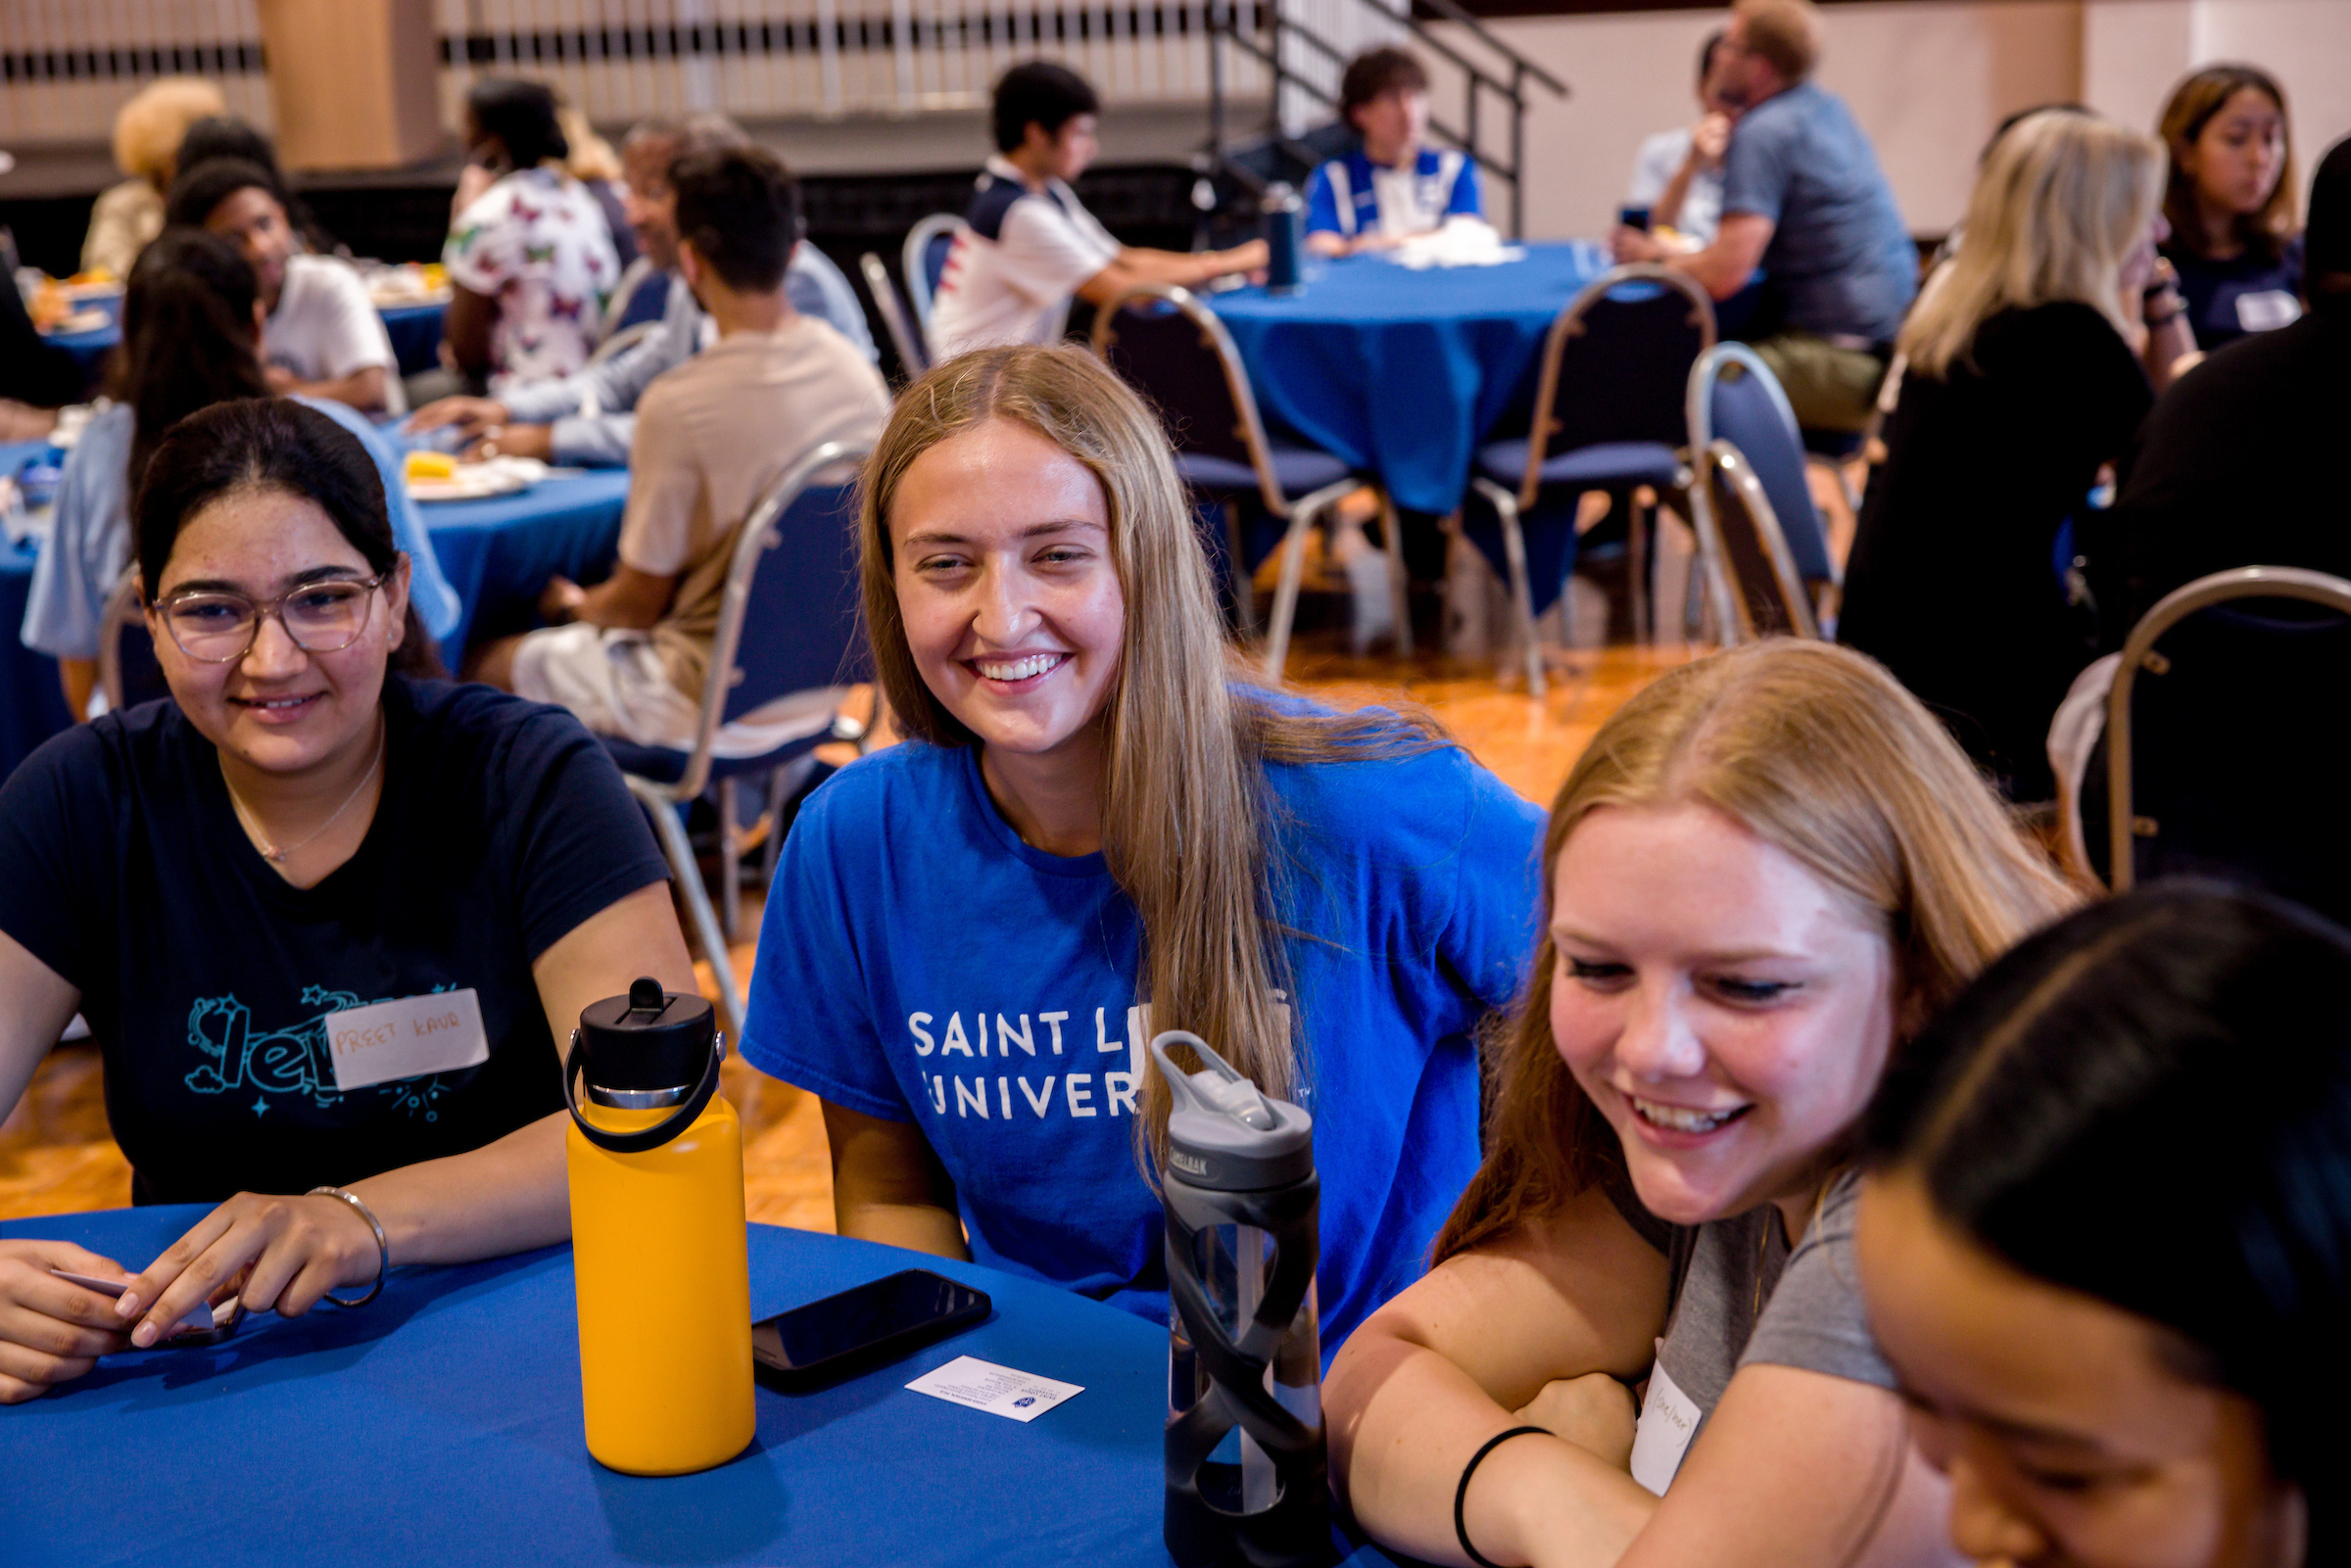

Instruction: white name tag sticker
[2235,289,2301,333]
[326,988,490,1091]
[1628,1349,1703,1497]
[904,1355,1082,1423]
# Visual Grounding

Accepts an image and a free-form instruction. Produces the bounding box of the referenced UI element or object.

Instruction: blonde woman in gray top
[1327,641,2076,1568]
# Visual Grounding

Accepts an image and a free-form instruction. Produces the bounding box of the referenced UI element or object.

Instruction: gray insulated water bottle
[1153,1029,1327,1568]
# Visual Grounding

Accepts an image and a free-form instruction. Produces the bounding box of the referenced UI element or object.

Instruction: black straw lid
[576,977,714,1092]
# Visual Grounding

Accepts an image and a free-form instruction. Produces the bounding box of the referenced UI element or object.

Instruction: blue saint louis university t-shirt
[743,726,1544,1352]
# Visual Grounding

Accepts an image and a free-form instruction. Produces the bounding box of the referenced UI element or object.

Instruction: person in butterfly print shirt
[442,79,619,394]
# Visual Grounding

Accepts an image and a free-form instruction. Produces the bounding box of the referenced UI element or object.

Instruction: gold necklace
[222,723,386,865]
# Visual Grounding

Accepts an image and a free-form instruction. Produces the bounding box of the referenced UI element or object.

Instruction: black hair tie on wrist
[1455,1424,1551,1568]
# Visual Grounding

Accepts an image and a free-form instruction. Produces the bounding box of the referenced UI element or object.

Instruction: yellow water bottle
[564,977,755,1475]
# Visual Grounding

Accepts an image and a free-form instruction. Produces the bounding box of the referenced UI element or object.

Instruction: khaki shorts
[509,621,847,758]
[1749,332,1890,435]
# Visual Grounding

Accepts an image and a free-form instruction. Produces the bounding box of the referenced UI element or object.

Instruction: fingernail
[130,1320,158,1349]
[114,1293,139,1319]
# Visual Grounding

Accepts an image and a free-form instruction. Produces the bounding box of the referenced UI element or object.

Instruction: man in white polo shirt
[929,62,1267,359]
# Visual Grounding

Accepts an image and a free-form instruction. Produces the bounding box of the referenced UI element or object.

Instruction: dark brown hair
[2158,64,2298,261]
[1339,48,1429,132]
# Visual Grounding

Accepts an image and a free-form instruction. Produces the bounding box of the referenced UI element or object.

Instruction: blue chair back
[716,446,874,735]
[858,252,929,379]
[903,214,962,326]
[99,571,168,712]
[1514,263,1714,508]
[1092,284,1274,496]
[2103,567,2351,921]
[1689,344,1834,585]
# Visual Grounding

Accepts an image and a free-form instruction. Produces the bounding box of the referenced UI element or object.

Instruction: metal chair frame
[902,213,962,336]
[1090,280,1409,677]
[1466,262,1715,696]
[615,437,872,1039]
[96,567,145,714]
[584,318,657,371]
[1687,439,1820,642]
[598,255,661,340]
[1685,341,1841,632]
[2104,565,2351,894]
[858,252,930,378]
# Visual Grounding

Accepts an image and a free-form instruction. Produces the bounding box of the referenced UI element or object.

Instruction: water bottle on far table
[1262,183,1306,294]
[564,977,754,1476]
[1154,1028,1327,1568]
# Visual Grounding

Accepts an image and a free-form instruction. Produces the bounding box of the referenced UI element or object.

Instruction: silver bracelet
[307,1186,390,1308]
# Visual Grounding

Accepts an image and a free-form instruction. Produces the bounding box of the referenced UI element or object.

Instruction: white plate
[405,456,546,501]
[370,286,453,309]
[43,309,112,335]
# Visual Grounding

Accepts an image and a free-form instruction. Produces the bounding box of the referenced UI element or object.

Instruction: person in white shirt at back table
[1627,30,1736,250]
[163,158,405,416]
[1305,47,1484,258]
[928,62,1268,359]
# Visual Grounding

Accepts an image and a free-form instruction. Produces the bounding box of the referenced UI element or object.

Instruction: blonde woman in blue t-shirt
[739,345,1543,1353]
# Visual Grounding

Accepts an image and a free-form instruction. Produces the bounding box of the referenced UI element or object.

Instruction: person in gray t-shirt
[1612,0,1917,432]
[1323,640,2076,1568]
[408,113,874,467]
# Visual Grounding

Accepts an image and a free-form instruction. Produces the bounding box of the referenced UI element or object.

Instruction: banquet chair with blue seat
[1090,281,1406,676]
[1687,343,1840,633]
[600,438,874,1041]
[1685,440,1820,642]
[1466,263,1715,696]
[2074,565,2351,924]
[858,253,930,380]
[96,569,167,713]
[903,214,963,345]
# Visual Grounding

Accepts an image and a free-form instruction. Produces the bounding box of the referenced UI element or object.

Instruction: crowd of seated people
[7,14,2351,1568]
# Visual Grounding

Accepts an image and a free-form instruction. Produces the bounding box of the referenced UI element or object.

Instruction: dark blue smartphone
[750,1269,991,1391]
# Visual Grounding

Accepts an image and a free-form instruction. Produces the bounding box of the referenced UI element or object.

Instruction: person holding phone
[739,344,1544,1355]
[1324,640,2075,1568]
[1856,882,2338,1568]
[440,78,620,392]
[0,398,694,1404]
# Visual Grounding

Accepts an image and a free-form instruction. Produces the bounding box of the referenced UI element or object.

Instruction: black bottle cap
[576,977,713,1092]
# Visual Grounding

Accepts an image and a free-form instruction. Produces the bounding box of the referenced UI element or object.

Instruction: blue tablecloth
[1,1206,1400,1568]
[34,295,449,390]
[413,468,631,665]
[0,457,630,783]
[1210,242,1611,516]
[380,300,449,377]
[40,294,120,397]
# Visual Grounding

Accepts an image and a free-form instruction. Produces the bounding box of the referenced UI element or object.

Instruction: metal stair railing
[1204,0,1568,238]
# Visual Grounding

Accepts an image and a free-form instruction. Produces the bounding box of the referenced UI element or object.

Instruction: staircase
[1201,0,1568,238]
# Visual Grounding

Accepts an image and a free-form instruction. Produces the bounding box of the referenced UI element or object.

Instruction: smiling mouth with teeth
[1630,1096,1751,1134]
[972,652,1068,683]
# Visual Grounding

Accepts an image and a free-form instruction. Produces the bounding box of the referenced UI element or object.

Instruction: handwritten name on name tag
[326,989,490,1092]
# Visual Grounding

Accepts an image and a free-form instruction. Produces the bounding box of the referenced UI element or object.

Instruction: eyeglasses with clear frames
[152,572,391,663]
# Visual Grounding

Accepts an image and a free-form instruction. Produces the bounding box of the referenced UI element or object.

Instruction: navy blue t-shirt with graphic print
[0,677,669,1204]
[742,714,1546,1354]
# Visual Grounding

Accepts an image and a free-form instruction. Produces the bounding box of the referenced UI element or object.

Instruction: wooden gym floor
[0,638,1702,1227]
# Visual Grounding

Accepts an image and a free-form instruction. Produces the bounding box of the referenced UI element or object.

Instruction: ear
[383,553,411,653]
[676,237,702,289]
[251,299,267,339]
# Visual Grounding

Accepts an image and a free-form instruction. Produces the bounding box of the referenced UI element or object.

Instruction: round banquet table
[39,294,121,398]
[1208,242,1611,517]
[1,1205,1404,1568]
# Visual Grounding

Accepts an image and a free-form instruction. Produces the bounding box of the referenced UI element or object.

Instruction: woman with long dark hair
[0,399,694,1405]
[2157,64,2304,352]
[20,229,455,717]
[1858,881,2341,1567]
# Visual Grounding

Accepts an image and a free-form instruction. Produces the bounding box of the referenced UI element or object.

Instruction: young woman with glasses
[0,399,695,1403]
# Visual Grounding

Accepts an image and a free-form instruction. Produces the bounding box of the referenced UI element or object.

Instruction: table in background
[1209,243,1610,517]
[1,1206,1401,1568]
[413,468,631,666]
[34,295,450,392]
[378,299,449,377]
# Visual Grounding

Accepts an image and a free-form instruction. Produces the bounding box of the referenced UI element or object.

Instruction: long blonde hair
[860,345,1444,1164]
[1899,109,2167,379]
[1435,641,2077,1259]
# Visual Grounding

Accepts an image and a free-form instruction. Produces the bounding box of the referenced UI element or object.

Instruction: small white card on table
[325,989,490,1091]
[905,1355,1083,1423]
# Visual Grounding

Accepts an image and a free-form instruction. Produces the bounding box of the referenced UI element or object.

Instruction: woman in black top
[1839,110,2163,801]
[0,400,694,1402]
[2156,64,2303,353]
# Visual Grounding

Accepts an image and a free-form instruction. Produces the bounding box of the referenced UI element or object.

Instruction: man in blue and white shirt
[1305,48,1484,257]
